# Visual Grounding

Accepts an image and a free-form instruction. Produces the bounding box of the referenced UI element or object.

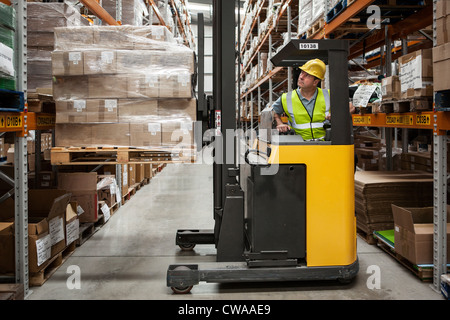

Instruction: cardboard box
[135,164,145,183]
[54,26,95,50]
[398,49,433,98]
[97,175,119,208]
[88,75,128,99]
[118,99,158,122]
[55,123,130,147]
[53,76,89,100]
[161,121,193,147]
[127,75,159,98]
[55,100,88,123]
[83,50,117,75]
[159,72,192,98]
[158,98,197,121]
[101,165,129,197]
[128,164,136,186]
[0,189,71,273]
[86,99,118,123]
[65,201,79,246]
[0,222,15,273]
[129,122,162,147]
[144,164,152,179]
[381,76,400,100]
[51,51,84,76]
[436,0,450,46]
[433,42,450,92]
[392,204,450,265]
[58,172,98,223]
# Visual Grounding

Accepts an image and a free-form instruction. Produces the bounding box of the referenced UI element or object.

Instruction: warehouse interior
[0,0,449,303]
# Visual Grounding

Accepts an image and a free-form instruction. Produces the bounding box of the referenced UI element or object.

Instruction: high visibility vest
[281,88,330,141]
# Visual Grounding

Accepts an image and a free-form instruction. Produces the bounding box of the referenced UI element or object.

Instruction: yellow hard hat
[299,59,326,80]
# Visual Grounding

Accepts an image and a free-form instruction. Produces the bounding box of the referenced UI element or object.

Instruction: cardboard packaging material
[0,222,15,273]
[58,172,98,223]
[392,204,450,265]
[51,51,84,76]
[55,123,130,147]
[158,72,192,98]
[54,26,95,51]
[101,165,129,197]
[53,76,89,100]
[86,99,118,123]
[381,75,401,100]
[436,0,450,45]
[398,49,433,99]
[118,99,158,122]
[88,75,128,99]
[65,202,79,247]
[55,99,88,123]
[97,175,120,208]
[127,75,159,98]
[0,189,72,273]
[83,50,117,75]
[130,122,162,147]
[158,98,197,121]
[432,42,450,92]
[56,99,118,124]
[161,121,194,147]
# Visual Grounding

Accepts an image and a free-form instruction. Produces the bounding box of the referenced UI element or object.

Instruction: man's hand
[276,123,291,133]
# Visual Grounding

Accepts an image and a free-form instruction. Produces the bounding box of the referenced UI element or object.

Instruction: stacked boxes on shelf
[28,2,90,91]
[433,0,450,94]
[52,25,196,150]
[0,2,15,91]
[398,48,433,99]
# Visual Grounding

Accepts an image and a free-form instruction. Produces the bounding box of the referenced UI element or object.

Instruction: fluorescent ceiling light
[187,3,212,12]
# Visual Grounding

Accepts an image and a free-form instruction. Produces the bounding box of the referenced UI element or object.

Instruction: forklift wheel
[178,243,196,251]
[171,285,193,294]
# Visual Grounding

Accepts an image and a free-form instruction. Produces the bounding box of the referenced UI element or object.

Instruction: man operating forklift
[272,58,330,141]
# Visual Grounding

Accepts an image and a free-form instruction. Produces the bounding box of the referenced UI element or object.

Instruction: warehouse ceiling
[187,0,245,24]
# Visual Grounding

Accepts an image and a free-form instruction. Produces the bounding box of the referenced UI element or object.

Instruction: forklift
[166,1,358,293]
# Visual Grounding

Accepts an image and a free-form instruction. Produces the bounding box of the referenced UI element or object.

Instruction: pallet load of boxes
[0,1,197,287]
[353,1,450,280]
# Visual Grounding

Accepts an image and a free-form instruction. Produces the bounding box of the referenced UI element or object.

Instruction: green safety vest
[281,88,330,141]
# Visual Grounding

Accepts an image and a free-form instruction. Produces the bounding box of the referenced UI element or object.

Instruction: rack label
[36,115,55,127]
[415,114,431,125]
[386,115,413,125]
[299,43,318,50]
[353,115,371,125]
[6,115,22,128]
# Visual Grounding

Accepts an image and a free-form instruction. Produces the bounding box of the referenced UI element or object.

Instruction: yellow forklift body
[268,143,357,267]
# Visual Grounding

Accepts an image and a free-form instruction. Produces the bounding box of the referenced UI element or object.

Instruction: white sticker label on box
[49,216,65,246]
[145,74,158,87]
[147,123,161,133]
[77,205,85,216]
[73,100,86,112]
[399,55,423,92]
[101,51,114,64]
[395,226,399,232]
[69,52,82,65]
[0,42,14,77]
[105,99,117,112]
[178,73,190,86]
[66,219,79,246]
[36,234,51,266]
[101,203,110,222]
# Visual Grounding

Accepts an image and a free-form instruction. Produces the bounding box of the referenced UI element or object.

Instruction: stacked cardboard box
[0,190,78,274]
[398,48,433,99]
[355,171,433,237]
[28,2,89,91]
[52,25,196,150]
[433,0,450,92]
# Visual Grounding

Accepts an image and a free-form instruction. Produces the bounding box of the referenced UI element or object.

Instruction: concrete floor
[28,158,444,300]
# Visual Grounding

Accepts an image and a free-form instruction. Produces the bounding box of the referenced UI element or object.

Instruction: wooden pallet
[50,146,195,165]
[29,242,76,287]
[76,222,96,246]
[380,97,433,113]
[373,232,450,282]
[307,18,325,39]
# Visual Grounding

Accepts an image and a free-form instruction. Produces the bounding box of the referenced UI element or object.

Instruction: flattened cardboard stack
[52,25,196,150]
[28,2,89,91]
[355,171,433,236]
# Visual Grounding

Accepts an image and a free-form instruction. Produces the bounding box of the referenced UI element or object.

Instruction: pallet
[373,232,446,282]
[356,225,377,245]
[0,284,24,300]
[50,146,195,165]
[76,222,96,246]
[326,0,348,23]
[306,18,325,39]
[29,242,76,287]
[380,97,433,113]
[27,91,55,113]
